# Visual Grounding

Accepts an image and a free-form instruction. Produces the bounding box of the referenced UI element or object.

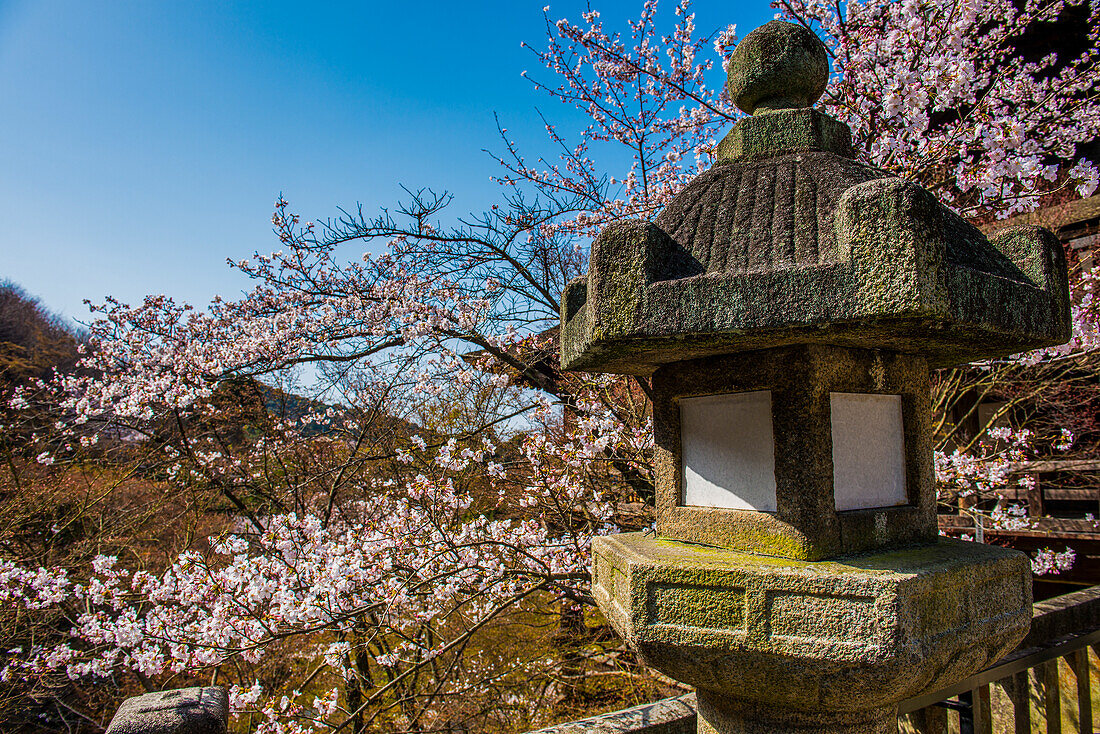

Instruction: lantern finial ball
[727,20,829,115]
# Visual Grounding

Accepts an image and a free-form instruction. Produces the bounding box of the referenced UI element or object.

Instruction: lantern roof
[560,21,1070,375]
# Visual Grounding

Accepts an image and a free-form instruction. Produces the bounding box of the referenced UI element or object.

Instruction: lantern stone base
[593,533,1031,734]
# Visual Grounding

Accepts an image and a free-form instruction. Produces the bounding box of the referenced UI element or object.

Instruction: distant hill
[0,281,82,386]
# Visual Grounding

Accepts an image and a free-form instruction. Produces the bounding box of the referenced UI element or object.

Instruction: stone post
[105,687,228,734]
[560,20,1071,734]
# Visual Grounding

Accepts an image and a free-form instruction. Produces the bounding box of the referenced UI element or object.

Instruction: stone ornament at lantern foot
[560,19,1070,734]
[106,687,228,734]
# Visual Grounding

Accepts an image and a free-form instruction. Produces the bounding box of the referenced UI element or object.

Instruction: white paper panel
[680,391,777,511]
[830,393,907,511]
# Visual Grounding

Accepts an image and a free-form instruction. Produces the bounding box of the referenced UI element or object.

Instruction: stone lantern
[560,20,1070,734]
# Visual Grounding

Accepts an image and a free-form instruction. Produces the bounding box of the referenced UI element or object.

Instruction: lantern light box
[830,392,907,512]
[680,390,907,514]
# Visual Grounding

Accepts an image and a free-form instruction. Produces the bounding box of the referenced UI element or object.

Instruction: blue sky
[0,0,773,324]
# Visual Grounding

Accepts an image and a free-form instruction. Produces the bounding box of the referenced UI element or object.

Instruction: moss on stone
[591,532,1031,718]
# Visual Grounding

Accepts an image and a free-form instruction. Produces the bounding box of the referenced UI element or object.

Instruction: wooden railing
[901,584,1100,733]
[1005,460,1100,518]
[527,585,1100,734]
[900,629,1099,732]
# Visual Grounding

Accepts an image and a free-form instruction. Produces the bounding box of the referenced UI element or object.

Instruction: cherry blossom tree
[3,0,1100,730]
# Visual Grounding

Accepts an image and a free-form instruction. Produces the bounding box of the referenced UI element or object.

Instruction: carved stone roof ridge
[653,152,889,276]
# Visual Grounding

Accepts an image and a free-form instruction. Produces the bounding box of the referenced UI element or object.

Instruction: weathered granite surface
[525,586,1100,733]
[561,176,1069,374]
[653,345,935,560]
[526,694,698,734]
[726,21,828,115]
[715,107,854,161]
[593,534,1031,732]
[105,687,228,734]
[559,22,1070,376]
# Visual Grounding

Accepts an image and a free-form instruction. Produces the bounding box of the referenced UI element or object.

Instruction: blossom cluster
[1032,546,1077,576]
[514,0,738,242]
[779,0,1100,217]
[3,352,650,731]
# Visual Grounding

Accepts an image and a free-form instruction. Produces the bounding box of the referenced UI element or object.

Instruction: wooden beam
[1006,460,1100,474]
